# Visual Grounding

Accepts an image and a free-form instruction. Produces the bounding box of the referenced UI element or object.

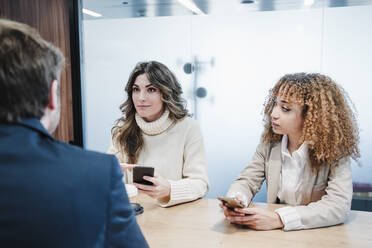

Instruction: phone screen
[133,166,154,185]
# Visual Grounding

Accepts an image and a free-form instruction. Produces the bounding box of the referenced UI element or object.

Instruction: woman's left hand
[133,172,171,202]
[225,207,284,231]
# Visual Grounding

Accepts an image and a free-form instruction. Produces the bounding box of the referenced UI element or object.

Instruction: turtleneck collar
[135,109,174,135]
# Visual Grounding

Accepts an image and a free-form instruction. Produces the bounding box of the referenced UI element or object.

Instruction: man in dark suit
[0,19,149,248]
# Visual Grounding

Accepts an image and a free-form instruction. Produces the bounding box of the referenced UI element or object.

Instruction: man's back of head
[0,19,148,248]
[0,19,64,126]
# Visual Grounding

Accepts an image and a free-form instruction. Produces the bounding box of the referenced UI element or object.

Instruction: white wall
[322,6,372,184]
[188,10,322,200]
[82,5,372,200]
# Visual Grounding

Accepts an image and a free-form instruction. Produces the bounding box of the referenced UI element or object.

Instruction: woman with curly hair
[220,73,359,231]
[108,61,209,207]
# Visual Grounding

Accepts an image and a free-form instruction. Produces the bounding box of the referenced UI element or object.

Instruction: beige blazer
[227,142,353,230]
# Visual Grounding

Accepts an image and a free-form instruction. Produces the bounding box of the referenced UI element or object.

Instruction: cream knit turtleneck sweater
[134,109,174,135]
[108,110,209,207]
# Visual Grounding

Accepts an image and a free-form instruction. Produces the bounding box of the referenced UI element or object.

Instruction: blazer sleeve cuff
[275,206,304,231]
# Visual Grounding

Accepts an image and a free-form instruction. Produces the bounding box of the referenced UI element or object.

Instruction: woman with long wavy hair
[108,61,209,207]
[220,73,359,231]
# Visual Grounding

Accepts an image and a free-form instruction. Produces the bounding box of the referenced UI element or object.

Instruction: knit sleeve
[107,142,131,183]
[158,120,209,207]
[107,144,120,159]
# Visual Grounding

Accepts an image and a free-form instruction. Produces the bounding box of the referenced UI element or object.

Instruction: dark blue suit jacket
[0,119,149,248]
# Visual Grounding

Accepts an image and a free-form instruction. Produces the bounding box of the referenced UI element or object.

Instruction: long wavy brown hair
[262,73,360,171]
[112,61,189,164]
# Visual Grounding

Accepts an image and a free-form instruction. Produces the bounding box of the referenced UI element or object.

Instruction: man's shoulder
[51,140,117,168]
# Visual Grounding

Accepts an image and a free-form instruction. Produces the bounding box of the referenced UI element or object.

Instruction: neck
[287,134,302,155]
[40,109,59,134]
[40,115,51,133]
[143,109,165,122]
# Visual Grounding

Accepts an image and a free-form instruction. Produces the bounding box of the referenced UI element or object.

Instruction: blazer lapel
[266,143,282,203]
[300,161,318,204]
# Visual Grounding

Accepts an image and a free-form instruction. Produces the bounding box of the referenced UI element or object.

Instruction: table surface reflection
[133,194,372,248]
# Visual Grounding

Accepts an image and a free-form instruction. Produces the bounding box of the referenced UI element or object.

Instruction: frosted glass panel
[188,10,323,199]
[322,5,372,184]
[82,5,372,201]
[83,17,191,152]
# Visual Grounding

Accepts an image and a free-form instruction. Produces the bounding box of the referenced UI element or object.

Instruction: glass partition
[80,0,372,203]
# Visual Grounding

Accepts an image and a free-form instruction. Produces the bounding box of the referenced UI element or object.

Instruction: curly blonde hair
[262,73,360,171]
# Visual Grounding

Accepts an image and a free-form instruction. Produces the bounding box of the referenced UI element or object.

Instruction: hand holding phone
[218,196,246,209]
[133,166,154,185]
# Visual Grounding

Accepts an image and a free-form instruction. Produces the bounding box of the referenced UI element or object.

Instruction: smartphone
[133,166,154,185]
[218,196,245,209]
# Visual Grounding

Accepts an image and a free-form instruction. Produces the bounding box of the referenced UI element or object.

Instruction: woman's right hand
[230,192,249,207]
[119,163,136,172]
[219,192,249,220]
[220,203,246,218]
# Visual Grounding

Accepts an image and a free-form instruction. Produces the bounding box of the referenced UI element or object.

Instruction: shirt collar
[281,135,308,159]
[16,118,54,140]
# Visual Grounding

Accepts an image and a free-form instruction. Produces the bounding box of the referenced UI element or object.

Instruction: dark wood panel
[0,0,75,143]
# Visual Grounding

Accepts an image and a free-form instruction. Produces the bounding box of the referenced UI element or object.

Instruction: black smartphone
[133,166,154,185]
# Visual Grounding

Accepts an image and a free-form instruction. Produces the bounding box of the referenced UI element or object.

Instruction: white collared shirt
[275,135,308,230]
[277,135,309,205]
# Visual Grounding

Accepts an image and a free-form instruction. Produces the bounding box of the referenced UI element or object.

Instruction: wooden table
[133,195,372,248]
